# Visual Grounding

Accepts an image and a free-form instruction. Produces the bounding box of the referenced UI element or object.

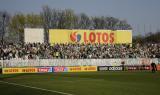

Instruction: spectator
[0,43,159,60]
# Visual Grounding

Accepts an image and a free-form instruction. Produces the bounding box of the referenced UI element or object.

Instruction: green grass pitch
[0,71,160,95]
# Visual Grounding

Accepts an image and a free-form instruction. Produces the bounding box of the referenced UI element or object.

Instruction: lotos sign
[70,32,82,42]
[70,32,114,43]
[49,29,132,44]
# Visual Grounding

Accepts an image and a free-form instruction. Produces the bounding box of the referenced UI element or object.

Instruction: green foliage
[1,6,132,43]
[133,31,160,43]
[26,13,43,28]
[40,6,131,30]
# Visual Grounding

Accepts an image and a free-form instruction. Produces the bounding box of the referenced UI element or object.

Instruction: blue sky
[0,0,160,35]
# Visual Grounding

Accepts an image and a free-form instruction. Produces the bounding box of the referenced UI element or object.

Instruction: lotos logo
[70,32,81,42]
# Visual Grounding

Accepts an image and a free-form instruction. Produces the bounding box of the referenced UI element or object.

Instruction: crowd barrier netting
[0,58,159,68]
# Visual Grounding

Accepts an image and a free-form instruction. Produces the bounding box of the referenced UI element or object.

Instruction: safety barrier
[2,65,155,74]
[2,66,97,74]
[0,58,159,68]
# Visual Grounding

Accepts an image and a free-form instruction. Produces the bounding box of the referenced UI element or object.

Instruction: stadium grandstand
[0,43,160,60]
[0,1,160,95]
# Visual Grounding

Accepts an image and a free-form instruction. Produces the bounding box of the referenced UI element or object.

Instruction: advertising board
[125,65,150,71]
[67,66,97,72]
[2,67,38,74]
[53,66,68,72]
[37,67,53,73]
[98,66,123,71]
[49,29,132,44]
[24,28,44,43]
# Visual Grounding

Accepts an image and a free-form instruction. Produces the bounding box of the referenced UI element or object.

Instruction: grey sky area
[0,0,160,35]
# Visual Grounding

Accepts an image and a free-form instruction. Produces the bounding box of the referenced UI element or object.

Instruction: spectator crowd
[0,43,160,60]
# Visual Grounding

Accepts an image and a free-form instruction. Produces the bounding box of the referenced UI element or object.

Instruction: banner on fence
[67,66,97,72]
[53,66,68,72]
[125,65,150,71]
[37,67,52,73]
[2,67,38,74]
[98,66,123,71]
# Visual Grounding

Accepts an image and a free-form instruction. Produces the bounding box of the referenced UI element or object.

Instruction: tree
[9,13,25,43]
[78,13,91,29]
[40,6,132,30]
[25,13,43,28]
[0,11,10,44]
[133,31,160,43]
[5,6,132,44]
[116,20,132,30]
[50,9,60,29]
[40,5,52,43]
[92,16,105,29]
[58,9,75,29]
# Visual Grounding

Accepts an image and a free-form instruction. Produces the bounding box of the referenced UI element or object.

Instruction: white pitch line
[0,81,73,95]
